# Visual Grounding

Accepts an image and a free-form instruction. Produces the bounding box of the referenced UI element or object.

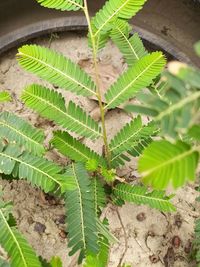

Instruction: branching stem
[83,0,111,168]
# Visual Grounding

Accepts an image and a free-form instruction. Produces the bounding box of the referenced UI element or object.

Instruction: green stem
[83,0,111,168]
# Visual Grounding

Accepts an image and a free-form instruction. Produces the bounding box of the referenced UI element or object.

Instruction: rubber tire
[0,0,200,66]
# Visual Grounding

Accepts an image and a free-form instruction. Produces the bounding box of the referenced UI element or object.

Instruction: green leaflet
[49,257,62,267]
[125,72,200,139]
[195,41,200,57]
[51,131,106,167]
[0,91,11,103]
[91,177,107,215]
[0,200,41,267]
[88,23,111,52]
[114,183,176,212]
[188,125,200,141]
[0,111,45,156]
[124,104,159,117]
[92,0,147,36]
[0,144,67,193]
[17,45,96,97]
[109,116,157,167]
[109,116,157,156]
[105,52,166,109]
[138,140,199,189]
[83,235,109,267]
[110,19,147,66]
[111,137,153,168]
[64,163,99,263]
[36,0,83,11]
[22,85,102,140]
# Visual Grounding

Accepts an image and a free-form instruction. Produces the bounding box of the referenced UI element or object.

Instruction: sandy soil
[0,32,199,267]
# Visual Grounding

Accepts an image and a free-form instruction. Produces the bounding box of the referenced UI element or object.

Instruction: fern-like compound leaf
[110,19,147,66]
[0,144,66,193]
[0,111,45,156]
[83,235,109,267]
[125,72,200,139]
[36,0,83,11]
[0,200,41,267]
[109,116,157,158]
[17,45,96,97]
[91,177,106,215]
[22,85,101,140]
[0,91,11,103]
[88,22,110,52]
[64,163,99,262]
[114,183,176,212]
[92,0,147,36]
[138,140,199,189]
[105,52,166,109]
[51,131,106,167]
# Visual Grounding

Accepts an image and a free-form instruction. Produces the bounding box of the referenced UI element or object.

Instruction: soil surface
[0,32,199,267]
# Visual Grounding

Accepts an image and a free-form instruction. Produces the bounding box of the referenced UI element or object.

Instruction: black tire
[0,0,200,65]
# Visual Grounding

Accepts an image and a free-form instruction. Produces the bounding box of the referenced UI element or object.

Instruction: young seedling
[0,0,200,266]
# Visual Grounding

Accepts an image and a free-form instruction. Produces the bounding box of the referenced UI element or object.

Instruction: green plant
[0,91,11,103]
[0,0,200,266]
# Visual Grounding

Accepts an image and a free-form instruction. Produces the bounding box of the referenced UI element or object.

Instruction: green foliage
[64,163,99,263]
[0,111,45,155]
[109,116,157,167]
[51,131,106,167]
[0,143,69,193]
[17,45,96,97]
[22,85,101,140]
[83,235,109,267]
[85,159,99,172]
[0,91,11,103]
[172,63,200,89]
[39,257,62,267]
[105,52,166,109]
[138,140,199,189]
[36,0,83,11]
[91,177,107,214]
[111,194,125,207]
[114,183,176,212]
[1,0,198,266]
[195,41,200,56]
[49,257,62,267]
[92,0,147,36]
[0,198,41,267]
[188,125,200,141]
[110,19,147,66]
[125,71,200,139]
[101,168,116,183]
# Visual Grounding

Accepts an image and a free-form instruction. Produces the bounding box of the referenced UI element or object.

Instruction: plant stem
[83,0,111,168]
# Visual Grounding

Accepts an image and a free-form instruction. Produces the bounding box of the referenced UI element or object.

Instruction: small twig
[115,207,128,267]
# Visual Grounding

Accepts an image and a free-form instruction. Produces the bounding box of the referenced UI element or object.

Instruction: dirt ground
[0,32,199,267]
